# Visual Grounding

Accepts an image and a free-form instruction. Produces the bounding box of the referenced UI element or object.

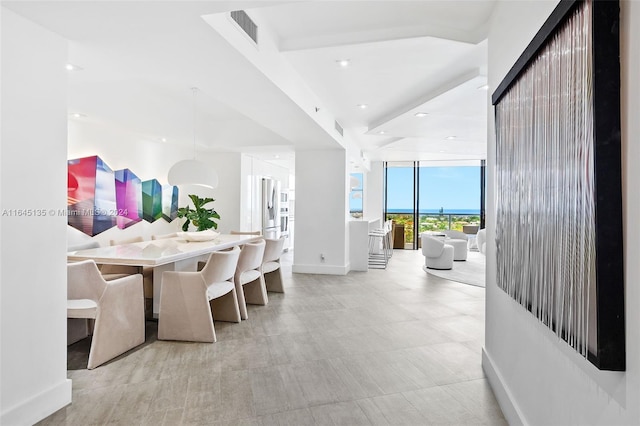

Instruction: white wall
[1,9,72,424]
[240,154,290,233]
[293,150,349,274]
[484,1,640,424]
[68,120,242,245]
[365,161,384,220]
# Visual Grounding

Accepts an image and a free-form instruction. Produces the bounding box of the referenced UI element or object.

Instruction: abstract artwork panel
[114,168,142,229]
[162,185,179,221]
[67,155,117,236]
[142,179,163,223]
[68,156,179,235]
[492,0,623,370]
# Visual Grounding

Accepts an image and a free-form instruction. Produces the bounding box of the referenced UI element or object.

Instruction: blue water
[387,209,480,215]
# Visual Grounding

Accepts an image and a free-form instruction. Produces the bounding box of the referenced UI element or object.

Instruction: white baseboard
[292,263,349,275]
[482,348,526,426]
[1,379,72,425]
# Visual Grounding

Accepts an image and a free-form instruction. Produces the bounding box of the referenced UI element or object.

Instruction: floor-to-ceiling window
[385,162,417,248]
[349,173,363,219]
[385,160,484,249]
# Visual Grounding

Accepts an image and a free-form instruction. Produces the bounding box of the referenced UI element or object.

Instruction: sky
[385,166,481,212]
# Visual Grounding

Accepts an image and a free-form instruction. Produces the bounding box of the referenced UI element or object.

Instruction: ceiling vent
[334,121,344,137]
[231,10,258,44]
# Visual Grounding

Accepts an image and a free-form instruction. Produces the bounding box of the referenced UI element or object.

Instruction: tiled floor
[41,249,505,425]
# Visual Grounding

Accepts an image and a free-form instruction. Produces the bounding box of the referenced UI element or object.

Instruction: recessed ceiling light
[274,154,280,159]
[161,138,167,143]
[445,136,457,140]
[477,84,489,90]
[69,113,87,119]
[65,63,83,71]
[378,131,386,135]
[414,112,428,117]
[336,59,350,67]
[357,104,368,109]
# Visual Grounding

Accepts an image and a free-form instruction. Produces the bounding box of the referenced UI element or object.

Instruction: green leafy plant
[176,194,220,232]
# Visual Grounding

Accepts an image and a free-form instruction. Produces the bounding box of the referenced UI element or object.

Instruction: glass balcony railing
[386,212,480,246]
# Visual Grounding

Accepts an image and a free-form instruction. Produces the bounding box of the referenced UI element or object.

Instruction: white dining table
[67,233,262,317]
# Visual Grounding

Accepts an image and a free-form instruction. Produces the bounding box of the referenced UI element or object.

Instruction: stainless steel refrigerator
[262,178,280,239]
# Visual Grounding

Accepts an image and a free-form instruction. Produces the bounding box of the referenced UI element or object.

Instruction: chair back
[200,246,241,284]
[442,230,468,241]
[263,237,285,263]
[68,241,100,252]
[152,232,178,240]
[110,236,144,246]
[230,230,261,235]
[236,239,266,274]
[422,235,445,258]
[68,260,107,301]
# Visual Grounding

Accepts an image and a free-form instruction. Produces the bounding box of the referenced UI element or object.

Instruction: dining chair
[158,246,241,342]
[109,235,144,246]
[67,260,145,369]
[151,232,178,240]
[103,236,153,316]
[262,236,286,293]
[67,240,100,252]
[234,239,267,319]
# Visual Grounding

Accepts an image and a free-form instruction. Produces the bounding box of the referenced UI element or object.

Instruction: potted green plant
[176,194,221,232]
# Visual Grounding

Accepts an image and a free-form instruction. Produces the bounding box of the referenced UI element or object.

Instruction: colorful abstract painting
[67,155,179,235]
[142,179,163,223]
[162,185,179,221]
[67,155,117,236]
[114,168,142,229]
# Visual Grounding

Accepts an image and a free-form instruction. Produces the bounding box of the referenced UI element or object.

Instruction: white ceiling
[3,0,494,170]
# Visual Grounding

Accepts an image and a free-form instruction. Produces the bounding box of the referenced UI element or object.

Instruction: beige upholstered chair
[67,260,145,369]
[67,240,100,252]
[262,236,286,293]
[234,239,267,319]
[103,236,154,315]
[151,232,178,240]
[109,235,144,246]
[421,234,454,270]
[158,247,241,343]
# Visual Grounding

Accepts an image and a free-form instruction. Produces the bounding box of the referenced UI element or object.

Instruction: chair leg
[264,269,284,293]
[210,288,242,323]
[235,280,249,320]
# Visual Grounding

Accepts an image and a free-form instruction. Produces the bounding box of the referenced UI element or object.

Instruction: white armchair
[67,260,145,369]
[421,234,454,270]
[477,228,486,254]
[442,230,468,261]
